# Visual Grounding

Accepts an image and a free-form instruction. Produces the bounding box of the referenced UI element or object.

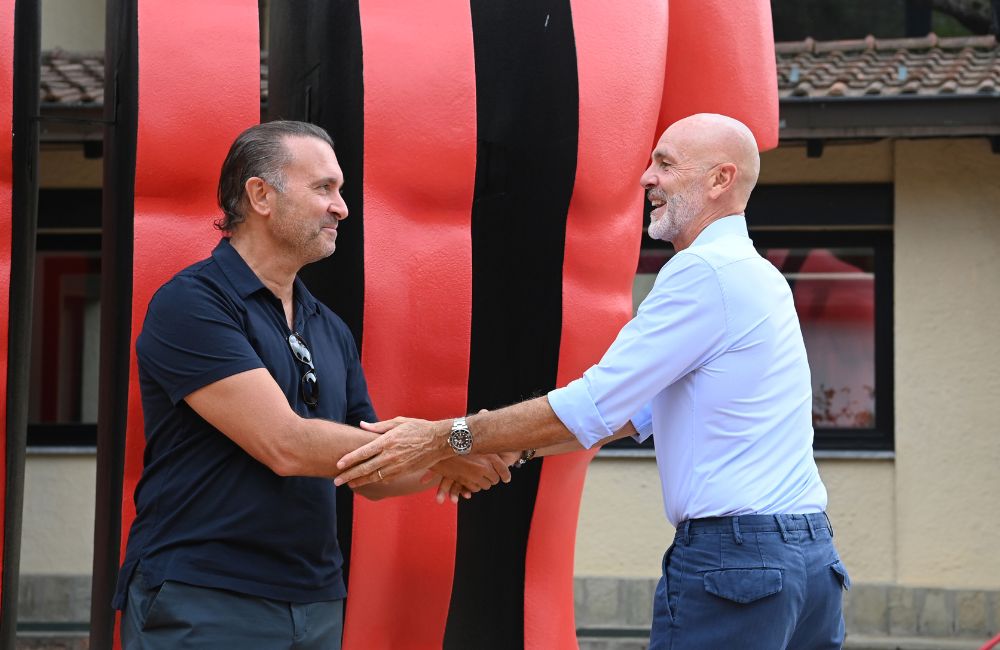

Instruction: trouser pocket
[829,560,851,591]
[702,568,783,604]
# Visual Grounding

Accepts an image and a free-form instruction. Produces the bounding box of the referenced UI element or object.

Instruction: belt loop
[774,515,789,543]
[805,514,817,540]
[731,517,743,545]
[825,512,834,538]
[681,520,691,545]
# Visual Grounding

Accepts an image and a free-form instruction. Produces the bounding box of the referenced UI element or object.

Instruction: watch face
[449,428,473,454]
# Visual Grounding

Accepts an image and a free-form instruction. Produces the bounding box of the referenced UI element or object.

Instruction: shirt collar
[211,238,321,316]
[689,214,749,248]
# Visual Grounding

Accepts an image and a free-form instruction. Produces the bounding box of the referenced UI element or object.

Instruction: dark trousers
[650,512,850,650]
[121,568,344,650]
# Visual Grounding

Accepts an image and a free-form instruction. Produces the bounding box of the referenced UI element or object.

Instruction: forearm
[464,396,576,454]
[353,470,429,500]
[275,417,379,478]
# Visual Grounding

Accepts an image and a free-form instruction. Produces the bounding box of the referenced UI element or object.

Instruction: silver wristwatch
[448,417,474,455]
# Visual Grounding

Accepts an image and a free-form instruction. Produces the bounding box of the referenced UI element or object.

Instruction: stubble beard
[272,197,335,264]
[648,190,700,244]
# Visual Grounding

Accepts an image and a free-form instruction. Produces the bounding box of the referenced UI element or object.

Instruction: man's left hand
[335,416,451,488]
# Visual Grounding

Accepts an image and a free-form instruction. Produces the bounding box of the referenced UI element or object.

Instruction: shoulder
[656,249,720,290]
[147,258,232,312]
[141,259,246,346]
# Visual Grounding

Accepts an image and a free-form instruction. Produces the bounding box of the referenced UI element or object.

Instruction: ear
[708,162,738,199]
[244,177,272,216]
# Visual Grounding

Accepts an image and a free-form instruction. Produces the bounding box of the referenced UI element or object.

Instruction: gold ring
[377,469,384,481]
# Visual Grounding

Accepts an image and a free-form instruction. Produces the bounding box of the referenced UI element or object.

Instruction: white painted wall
[20,454,96,574]
[41,0,105,51]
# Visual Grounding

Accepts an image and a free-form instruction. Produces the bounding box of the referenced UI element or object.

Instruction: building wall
[573,137,1000,592]
[21,454,95,574]
[893,138,1000,589]
[41,0,105,51]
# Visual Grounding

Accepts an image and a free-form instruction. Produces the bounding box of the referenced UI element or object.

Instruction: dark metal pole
[88,0,137,646]
[0,0,39,645]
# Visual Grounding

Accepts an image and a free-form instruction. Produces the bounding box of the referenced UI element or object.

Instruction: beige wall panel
[20,454,96,575]
[575,457,898,583]
[42,0,105,51]
[894,138,1000,589]
[575,458,673,577]
[40,147,103,188]
[817,459,895,584]
[759,140,893,185]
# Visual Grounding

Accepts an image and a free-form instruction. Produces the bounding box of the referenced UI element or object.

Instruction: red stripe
[658,0,779,150]
[117,2,258,646]
[342,2,477,648]
[523,4,667,648]
[0,0,14,609]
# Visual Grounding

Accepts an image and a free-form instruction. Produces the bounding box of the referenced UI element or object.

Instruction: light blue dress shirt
[548,215,828,526]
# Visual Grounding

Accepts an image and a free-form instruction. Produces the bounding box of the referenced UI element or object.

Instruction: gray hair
[215,120,334,233]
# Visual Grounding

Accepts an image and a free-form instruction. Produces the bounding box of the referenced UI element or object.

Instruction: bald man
[336,114,849,649]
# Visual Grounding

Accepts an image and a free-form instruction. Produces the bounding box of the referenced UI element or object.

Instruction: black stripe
[266,0,365,594]
[449,3,579,648]
[90,0,138,646]
[2,0,40,646]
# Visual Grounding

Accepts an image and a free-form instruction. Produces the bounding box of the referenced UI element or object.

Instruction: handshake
[338,411,533,505]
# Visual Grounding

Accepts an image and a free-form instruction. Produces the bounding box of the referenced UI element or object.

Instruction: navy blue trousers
[121,567,344,650]
[650,513,849,650]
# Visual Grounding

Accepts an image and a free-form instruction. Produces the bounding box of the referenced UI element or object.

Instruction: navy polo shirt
[113,238,375,609]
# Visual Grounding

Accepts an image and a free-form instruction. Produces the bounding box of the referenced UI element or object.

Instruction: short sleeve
[341,327,377,425]
[136,275,265,404]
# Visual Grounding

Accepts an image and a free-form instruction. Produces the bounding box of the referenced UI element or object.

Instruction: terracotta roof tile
[777,33,1000,99]
[40,34,1000,107]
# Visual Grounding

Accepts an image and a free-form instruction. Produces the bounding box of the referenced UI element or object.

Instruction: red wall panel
[343,2,478,647]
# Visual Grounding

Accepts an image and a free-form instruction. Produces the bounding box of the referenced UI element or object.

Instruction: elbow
[266,452,300,478]
[262,436,307,477]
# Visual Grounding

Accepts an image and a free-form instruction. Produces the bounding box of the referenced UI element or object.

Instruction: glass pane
[29,252,102,424]
[764,247,875,429]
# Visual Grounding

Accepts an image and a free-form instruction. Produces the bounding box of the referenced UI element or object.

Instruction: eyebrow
[651,149,675,163]
[313,176,344,187]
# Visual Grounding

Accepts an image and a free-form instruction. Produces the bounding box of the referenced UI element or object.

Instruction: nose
[640,164,657,190]
[330,193,349,221]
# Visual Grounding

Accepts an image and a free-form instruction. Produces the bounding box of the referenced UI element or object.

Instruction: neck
[229,230,299,303]
[672,206,742,251]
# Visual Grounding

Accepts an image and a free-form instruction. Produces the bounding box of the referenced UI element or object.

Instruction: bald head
[665,113,760,205]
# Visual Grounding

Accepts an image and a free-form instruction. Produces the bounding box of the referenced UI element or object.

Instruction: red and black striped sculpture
[95,1,777,648]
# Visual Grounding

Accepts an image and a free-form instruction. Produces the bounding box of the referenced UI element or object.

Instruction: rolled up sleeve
[630,402,654,443]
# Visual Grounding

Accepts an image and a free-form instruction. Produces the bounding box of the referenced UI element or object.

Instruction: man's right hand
[431,454,513,504]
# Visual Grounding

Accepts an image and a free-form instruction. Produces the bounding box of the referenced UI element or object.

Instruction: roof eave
[779,94,1000,139]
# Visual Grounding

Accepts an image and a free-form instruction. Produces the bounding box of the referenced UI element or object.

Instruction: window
[607,184,893,453]
[28,188,102,447]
